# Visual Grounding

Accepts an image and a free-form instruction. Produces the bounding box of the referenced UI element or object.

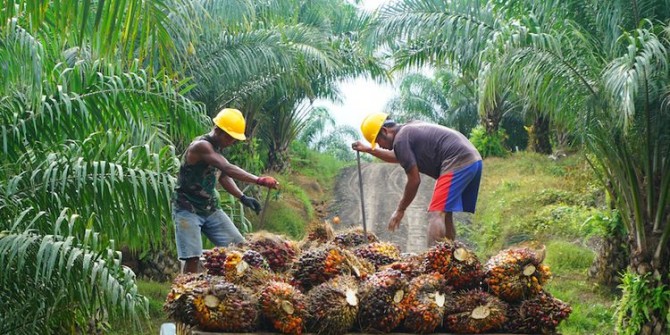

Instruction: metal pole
[356,151,368,240]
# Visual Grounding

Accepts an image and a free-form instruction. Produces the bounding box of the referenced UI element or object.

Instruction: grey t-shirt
[393,121,482,179]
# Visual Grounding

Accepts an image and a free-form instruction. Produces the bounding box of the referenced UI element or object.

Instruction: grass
[107,280,172,335]
[468,151,617,334]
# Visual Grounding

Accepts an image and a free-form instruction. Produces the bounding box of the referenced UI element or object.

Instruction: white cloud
[313,77,395,132]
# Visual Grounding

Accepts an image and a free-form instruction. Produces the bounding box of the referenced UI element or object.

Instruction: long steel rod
[356,151,368,240]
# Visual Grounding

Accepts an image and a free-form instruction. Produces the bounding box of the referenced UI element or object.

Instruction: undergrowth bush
[469,125,509,158]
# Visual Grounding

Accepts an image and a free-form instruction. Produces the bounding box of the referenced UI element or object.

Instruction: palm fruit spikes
[484,246,552,302]
[292,245,371,292]
[166,276,259,332]
[382,253,426,280]
[306,275,360,335]
[202,247,227,276]
[164,273,211,326]
[260,280,308,335]
[354,242,401,269]
[402,273,451,334]
[503,290,572,333]
[246,232,299,273]
[358,269,409,333]
[333,228,379,248]
[423,240,485,289]
[443,290,508,334]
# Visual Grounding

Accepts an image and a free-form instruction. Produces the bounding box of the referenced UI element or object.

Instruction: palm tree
[479,1,670,333]
[384,69,478,135]
[1,0,208,332]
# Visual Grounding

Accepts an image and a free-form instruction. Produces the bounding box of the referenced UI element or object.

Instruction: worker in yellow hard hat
[173,108,279,273]
[352,112,482,247]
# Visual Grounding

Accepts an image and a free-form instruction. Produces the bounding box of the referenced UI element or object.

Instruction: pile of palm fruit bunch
[244,232,300,273]
[423,240,485,289]
[260,280,308,335]
[164,223,572,334]
[353,241,401,269]
[332,227,379,248]
[306,275,360,335]
[503,290,573,334]
[164,273,259,332]
[292,244,374,291]
[401,273,450,333]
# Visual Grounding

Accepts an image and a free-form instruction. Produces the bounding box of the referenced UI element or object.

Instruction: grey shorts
[173,208,246,260]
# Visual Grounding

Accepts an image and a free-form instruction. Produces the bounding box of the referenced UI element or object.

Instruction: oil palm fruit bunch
[402,273,451,334]
[242,249,270,270]
[305,220,335,244]
[333,228,379,248]
[166,276,259,332]
[383,253,426,280]
[164,273,211,326]
[358,269,409,333]
[247,232,299,273]
[293,245,368,291]
[443,290,507,334]
[484,247,552,302]
[503,290,572,333]
[259,280,308,335]
[203,247,227,276]
[354,242,401,269]
[306,275,360,335]
[423,240,485,289]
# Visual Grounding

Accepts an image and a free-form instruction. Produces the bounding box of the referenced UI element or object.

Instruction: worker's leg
[427,211,445,247]
[173,208,205,274]
[202,209,246,247]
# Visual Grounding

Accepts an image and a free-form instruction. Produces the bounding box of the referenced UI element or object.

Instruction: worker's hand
[240,195,262,214]
[257,176,279,189]
[388,209,405,232]
[351,141,371,153]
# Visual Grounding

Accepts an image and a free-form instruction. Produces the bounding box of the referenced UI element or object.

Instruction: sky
[311,0,395,131]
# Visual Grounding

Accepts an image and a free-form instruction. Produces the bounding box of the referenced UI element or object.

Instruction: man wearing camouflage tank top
[173,108,278,273]
[352,112,482,247]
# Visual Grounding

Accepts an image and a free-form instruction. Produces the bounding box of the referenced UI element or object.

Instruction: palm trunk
[627,242,669,335]
[527,114,552,154]
[267,143,290,172]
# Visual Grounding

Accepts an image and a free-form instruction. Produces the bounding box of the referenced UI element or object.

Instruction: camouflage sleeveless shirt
[173,135,222,216]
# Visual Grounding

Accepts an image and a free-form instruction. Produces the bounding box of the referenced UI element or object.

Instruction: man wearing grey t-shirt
[352,112,482,246]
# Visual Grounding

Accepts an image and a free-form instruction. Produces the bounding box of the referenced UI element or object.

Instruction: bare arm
[388,165,421,231]
[351,141,398,163]
[219,174,243,198]
[186,140,258,184]
[398,165,421,211]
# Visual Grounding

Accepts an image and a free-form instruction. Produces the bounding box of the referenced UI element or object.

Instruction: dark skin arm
[186,140,260,185]
[351,141,399,163]
[388,165,421,231]
[219,174,243,198]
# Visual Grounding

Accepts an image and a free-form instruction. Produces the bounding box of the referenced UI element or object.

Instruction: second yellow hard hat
[360,112,388,149]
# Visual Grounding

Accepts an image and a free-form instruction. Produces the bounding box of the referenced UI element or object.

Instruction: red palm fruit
[333,228,379,249]
[503,290,572,333]
[260,280,308,335]
[423,240,485,289]
[306,275,360,335]
[402,273,451,334]
[443,290,508,334]
[354,242,401,269]
[358,269,410,333]
[484,246,552,302]
[246,232,299,273]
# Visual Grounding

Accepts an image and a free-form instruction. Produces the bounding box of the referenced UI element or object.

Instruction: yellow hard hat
[213,108,247,140]
[360,112,388,149]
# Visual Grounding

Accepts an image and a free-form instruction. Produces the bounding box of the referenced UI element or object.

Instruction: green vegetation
[467,152,617,334]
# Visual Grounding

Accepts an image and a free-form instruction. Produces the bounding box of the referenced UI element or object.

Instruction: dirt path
[329,163,432,253]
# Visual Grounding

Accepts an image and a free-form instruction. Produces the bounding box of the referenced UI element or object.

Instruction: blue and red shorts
[428,160,483,213]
